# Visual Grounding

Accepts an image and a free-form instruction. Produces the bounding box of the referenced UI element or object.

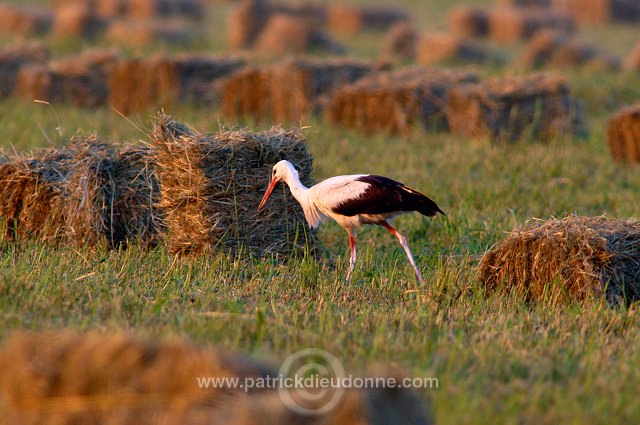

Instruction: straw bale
[445,73,585,142]
[127,0,204,20]
[487,7,575,43]
[0,4,52,36]
[553,0,640,23]
[106,19,196,45]
[16,49,120,107]
[0,330,432,425]
[228,0,271,50]
[52,2,104,38]
[326,67,479,135]
[498,0,552,6]
[269,57,373,124]
[607,104,640,164]
[216,66,275,122]
[380,22,419,62]
[327,4,409,35]
[108,56,180,114]
[478,216,640,303]
[448,6,489,38]
[624,39,640,71]
[416,32,503,66]
[150,115,317,256]
[97,0,128,17]
[255,14,344,56]
[0,42,49,98]
[174,54,246,104]
[271,2,327,25]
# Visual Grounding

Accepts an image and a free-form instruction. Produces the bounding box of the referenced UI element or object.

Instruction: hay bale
[518,30,620,70]
[0,41,49,98]
[16,49,120,107]
[108,55,180,114]
[416,32,504,66]
[448,6,489,38]
[174,54,246,104]
[607,104,640,164]
[478,216,640,303]
[151,115,317,256]
[445,73,585,143]
[127,0,204,20]
[228,0,271,50]
[53,2,104,38]
[498,0,552,6]
[327,4,409,35]
[380,22,419,62]
[106,19,196,45]
[0,330,433,425]
[0,136,159,248]
[624,39,640,70]
[487,7,575,43]
[96,0,128,17]
[0,4,52,36]
[553,0,640,23]
[326,67,478,135]
[255,14,344,56]
[216,66,275,122]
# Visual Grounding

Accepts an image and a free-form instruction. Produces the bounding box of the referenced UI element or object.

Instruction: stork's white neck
[280,163,309,205]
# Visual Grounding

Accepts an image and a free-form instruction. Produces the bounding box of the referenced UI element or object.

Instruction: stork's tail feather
[401,186,445,217]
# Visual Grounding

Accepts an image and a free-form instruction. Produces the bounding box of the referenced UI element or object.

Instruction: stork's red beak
[258,178,279,211]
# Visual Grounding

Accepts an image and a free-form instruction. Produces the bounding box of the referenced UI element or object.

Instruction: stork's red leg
[346,229,357,281]
[381,221,425,285]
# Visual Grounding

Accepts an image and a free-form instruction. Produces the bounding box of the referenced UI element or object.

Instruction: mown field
[2,0,640,423]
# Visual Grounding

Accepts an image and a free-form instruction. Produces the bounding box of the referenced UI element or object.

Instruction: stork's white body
[258,160,444,283]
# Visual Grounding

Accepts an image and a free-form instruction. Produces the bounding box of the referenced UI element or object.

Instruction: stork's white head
[257,160,298,211]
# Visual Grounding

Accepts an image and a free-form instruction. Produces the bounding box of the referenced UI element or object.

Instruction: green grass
[2,0,640,423]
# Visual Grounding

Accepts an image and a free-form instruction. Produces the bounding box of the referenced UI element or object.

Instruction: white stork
[257,160,444,284]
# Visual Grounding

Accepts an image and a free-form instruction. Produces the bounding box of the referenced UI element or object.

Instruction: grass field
[2,0,640,423]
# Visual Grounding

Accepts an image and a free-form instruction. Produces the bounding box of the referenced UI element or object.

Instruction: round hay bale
[478,216,640,304]
[607,104,640,164]
[416,32,503,65]
[150,114,317,257]
[228,0,271,50]
[380,22,419,62]
[445,73,586,143]
[448,6,489,38]
[0,4,52,36]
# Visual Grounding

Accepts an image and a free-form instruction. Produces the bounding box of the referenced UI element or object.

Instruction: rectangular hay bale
[478,216,640,303]
[150,115,317,256]
[607,104,640,164]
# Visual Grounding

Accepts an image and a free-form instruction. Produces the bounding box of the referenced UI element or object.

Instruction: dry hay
[415,32,504,66]
[607,104,640,164]
[106,18,196,46]
[254,14,344,56]
[0,42,49,98]
[0,330,432,425]
[326,66,479,135]
[127,0,204,20]
[0,136,159,248]
[487,7,575,43]
[326,4,409,36]
[150,115,317,256]
[624,39,640,71]
[52,2,105,38]
[215,66,275,122]
[498,0,552,6]
[380,22,419,62]
[0,4,52,36]
[16,48,121,107]
[228,0,271,49]
[448,6,489,38]
[553,0,640,24]
[173,54,246,104]
[445,73,585,143]
[518,30,620,70]
[478,216,640,304]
